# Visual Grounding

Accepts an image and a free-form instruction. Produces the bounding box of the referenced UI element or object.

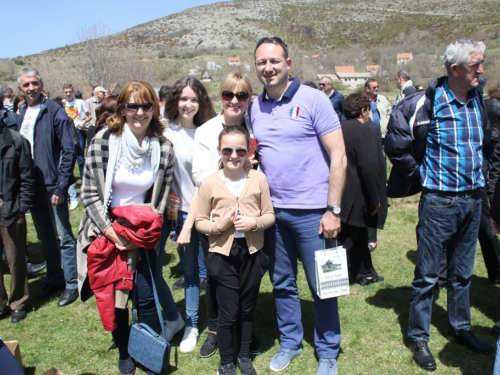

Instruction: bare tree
[77,24,118,89]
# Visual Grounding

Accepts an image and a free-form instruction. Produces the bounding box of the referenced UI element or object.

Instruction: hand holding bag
[128,250,170,373]
[315,239,350,299]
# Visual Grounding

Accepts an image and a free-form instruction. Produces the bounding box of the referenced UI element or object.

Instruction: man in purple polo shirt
[249,37,347,375]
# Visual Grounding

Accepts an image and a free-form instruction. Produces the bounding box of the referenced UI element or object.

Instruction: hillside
[55,0,500,55]
[1,0,499,94]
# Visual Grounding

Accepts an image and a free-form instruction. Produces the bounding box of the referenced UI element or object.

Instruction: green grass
[0,180,498,374]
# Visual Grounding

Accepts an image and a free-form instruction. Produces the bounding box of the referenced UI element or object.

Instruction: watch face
[333,207,341,214]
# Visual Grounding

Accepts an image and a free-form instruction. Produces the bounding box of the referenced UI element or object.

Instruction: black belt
[423,188,479,198]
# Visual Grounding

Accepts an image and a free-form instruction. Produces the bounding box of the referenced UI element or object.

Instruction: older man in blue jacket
[17,68,78,307]
[385,39,493,371]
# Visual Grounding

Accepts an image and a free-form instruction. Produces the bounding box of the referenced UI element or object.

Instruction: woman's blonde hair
[219,73,253,113]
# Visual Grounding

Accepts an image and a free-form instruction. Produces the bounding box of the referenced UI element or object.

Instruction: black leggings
[111,249,161,352]
[206,238,267,364]
[200,234,219,332]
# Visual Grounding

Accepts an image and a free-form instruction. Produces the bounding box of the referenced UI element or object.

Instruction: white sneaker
[164,314,185,342]
[179,326,199,353]
[69,200,79,210]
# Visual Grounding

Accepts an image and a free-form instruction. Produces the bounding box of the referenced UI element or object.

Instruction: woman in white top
[77,81,175,375]
[191,73,256,358]
[160,77,216,353]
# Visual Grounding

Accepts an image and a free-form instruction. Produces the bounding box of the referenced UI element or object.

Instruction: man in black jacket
[0,98,36,323]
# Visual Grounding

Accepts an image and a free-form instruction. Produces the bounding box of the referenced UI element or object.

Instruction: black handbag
[128,250,170,374]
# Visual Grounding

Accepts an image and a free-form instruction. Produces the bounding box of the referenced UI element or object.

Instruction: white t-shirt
[19,105,41,157]
[220,171,247,238]
[111,156,154,208]
[64,99,88,127]
[164,123,197,212]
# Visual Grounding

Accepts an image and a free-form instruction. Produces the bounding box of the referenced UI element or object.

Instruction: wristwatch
[326,205,341,215]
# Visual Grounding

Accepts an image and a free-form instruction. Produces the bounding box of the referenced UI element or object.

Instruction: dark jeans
[76,128,86,178]
[112,249,161,350]
[408,190,481,341]
[206,238,267,364]
[30,190,77,289]
[338,223,378,281]
[438,187,500,284]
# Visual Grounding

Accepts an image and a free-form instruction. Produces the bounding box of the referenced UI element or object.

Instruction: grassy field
[0,180,499,375]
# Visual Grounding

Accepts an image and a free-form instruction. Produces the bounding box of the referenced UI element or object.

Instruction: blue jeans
[30,191,77,289]
[407,191,481,341]
[68,184,77,202]
[264,208,341,359]
[175,211,201,327]
[494,335,500,375]
[76,128,86,178]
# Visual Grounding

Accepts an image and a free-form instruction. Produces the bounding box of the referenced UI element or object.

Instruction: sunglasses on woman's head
[221,91,250,102]
[124,103,154,113]
[221,147,248,157]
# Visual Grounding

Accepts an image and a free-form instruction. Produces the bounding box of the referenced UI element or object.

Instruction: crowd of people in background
[0,36,500,375]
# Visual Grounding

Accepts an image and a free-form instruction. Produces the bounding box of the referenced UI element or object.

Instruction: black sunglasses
[255,36,288,53]
[221,91,250,102]
[124,103,154,113]
[221,147,248,157]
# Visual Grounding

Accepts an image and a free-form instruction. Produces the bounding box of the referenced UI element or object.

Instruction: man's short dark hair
[63,83,74,91]
[75,91,83,99]
[397,71,411,80]
[365,78,377,89]
[3,88,13,99]
[159,85,172,102]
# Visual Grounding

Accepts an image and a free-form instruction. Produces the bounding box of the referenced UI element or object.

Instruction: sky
[1,0,227,59]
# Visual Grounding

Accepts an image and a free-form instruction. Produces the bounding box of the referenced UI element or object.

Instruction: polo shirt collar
[262,77,300,102]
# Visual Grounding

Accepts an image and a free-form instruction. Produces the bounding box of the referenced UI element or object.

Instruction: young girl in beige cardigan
[196,126,275,375]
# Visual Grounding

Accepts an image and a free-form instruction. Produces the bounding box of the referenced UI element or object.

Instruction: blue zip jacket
[17,95,76,196]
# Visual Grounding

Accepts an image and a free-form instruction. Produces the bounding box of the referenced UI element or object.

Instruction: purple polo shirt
[249,78,340,208]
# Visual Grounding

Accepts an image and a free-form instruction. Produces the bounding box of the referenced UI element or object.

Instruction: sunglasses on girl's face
[221,91,250,102]
[124,103,154,113]
[221,147,248,157]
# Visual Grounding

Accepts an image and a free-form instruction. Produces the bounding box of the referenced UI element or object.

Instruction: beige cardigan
[195,169,275,256]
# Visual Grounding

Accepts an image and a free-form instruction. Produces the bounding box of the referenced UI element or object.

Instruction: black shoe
[492,320,500,335]
[249,332,261,356]
[453,329,493,354]
[200,277,207,292]
[27,262,47,278]
[58,288,79,306]
[173,276,185,290]
[118,355,136,375]
[217,362,236,375]
[0,308,10,320]
[237,357,257,375]
[411,340,436,371]
[200,332,218,359]
[11,309,26,323]
[357,275,385,286]
[36,282,64,299]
